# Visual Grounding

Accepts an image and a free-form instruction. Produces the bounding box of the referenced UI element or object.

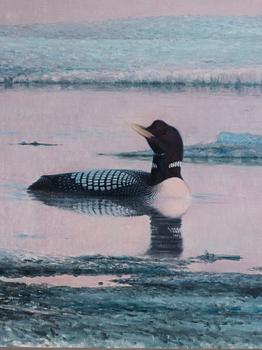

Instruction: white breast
[152,178,191,218]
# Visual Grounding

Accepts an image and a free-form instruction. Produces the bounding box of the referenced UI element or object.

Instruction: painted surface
[0,11,261,348]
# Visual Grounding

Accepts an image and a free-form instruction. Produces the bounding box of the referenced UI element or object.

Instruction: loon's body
[29,169,153,197]
[28,120,190,202]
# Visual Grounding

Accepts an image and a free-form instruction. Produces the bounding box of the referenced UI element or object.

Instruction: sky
[0,0,262,25]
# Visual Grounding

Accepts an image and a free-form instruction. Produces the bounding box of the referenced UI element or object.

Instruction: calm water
[0,16,262,347]
[0,87,261,273]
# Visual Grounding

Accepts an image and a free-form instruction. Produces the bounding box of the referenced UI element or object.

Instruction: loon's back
[28,169,153,197]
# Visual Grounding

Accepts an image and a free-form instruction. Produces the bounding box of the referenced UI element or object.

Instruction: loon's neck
[150,153,182,185]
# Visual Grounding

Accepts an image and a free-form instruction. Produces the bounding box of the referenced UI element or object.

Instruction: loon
[28,120,191,203]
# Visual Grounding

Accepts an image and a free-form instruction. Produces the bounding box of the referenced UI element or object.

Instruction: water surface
[0,87,261,273]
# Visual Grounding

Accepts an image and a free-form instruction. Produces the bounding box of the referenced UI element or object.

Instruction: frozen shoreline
[0,253,261,347]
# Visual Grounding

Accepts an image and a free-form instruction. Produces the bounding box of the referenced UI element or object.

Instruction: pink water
[0,87,261,273]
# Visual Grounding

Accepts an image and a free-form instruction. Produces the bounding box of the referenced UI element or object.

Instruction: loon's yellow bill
[130,123,154,138]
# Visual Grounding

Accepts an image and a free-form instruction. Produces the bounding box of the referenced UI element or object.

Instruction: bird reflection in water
[28,192,189,257]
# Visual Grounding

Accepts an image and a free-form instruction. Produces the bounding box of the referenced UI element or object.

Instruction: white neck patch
[168,161,182,168]
[152,161,182,169]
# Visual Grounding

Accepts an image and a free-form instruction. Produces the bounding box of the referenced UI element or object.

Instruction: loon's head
[131,120,184,184]
[131,120,183,159]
